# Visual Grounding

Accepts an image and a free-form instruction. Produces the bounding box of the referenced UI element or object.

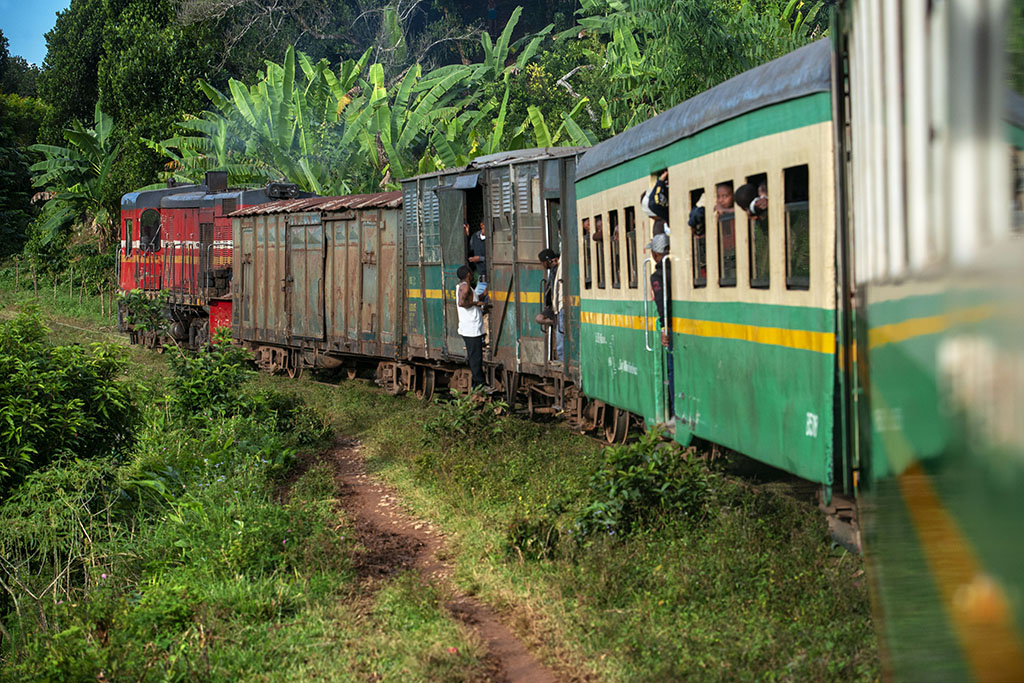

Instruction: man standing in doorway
[537,248,564,361]
[457,264,486,389]
[464,220,488,300]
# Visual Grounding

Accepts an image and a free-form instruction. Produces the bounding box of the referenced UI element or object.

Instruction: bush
[573,429,715,538]
[0,307,137,496]
[503,429,717,559]
[166,329,254,422]
[422,390,507,451]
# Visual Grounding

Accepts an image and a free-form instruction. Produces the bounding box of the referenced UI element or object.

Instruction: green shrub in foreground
[0,307,137,497]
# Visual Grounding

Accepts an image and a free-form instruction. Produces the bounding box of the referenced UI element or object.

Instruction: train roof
[399,146,588,183]
[121,184,199,210]
[160,187,273,208]
[122,184,279,210]
[230,191,403,217]
[576,39,833,181]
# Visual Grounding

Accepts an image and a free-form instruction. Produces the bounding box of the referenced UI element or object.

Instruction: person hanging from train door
[536,248,563,361]
[464,220,489,304]
[642,170,670,233]
[648,232,674,419]
[456,265,486,390]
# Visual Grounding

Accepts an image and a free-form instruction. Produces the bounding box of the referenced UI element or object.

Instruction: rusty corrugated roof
[230,191,402,217]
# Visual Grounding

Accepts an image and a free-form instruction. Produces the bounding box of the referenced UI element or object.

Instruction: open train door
[437,176,471,359]
[285,213,325,341]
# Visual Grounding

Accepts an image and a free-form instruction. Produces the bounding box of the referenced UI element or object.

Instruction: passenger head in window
[734,184,757,215]
[715,182,734,216]
[735,183,769,220]
[582,217,590,234]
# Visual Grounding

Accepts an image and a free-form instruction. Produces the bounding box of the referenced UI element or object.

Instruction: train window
[594,215,606,289]
[716,181,736,287]
[747,173,770,289]
[582,217,592,289]
[124,218,133,256]
[690,188,706,288]
[784,165,810,290]
[222,198,237,215]
[609,210,621,289]
[625,206,638,288]
[140,209,161,252]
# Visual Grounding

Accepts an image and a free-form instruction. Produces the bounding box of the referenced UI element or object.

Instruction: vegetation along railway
[116,1,1024,680]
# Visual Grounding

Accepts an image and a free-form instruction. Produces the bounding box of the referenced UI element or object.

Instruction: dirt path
[325,437,559,683]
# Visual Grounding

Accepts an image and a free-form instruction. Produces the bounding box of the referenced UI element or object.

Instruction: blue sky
[0,0,71,66]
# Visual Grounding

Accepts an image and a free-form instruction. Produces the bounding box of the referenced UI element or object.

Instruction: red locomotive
[117,172,301,348]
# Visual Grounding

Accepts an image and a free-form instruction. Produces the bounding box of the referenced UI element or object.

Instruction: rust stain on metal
[231,192,403,216]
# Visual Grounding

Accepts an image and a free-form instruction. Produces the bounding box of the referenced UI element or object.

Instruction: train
[117,0,1024,679]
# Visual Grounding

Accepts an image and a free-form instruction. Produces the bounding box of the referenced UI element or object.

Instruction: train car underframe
[243,341,634,444]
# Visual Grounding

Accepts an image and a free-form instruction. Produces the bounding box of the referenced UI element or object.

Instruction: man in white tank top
[456,265,486,388]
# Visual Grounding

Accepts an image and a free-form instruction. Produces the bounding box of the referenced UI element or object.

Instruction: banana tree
[29,104,121,248]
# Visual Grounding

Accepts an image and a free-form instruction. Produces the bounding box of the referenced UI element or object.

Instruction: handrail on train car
[642,256,654,352]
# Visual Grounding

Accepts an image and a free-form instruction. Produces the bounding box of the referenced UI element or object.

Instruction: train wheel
[415,368,435,402]
[286,353,303,379]
[603,407,630,444]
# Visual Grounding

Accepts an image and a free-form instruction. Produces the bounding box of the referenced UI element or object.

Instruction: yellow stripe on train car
[580,310,835,355]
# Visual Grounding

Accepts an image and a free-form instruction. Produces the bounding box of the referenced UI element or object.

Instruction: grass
[0,275,879,680]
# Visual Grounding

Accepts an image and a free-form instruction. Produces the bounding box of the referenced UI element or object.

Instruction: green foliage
[118,290,169,333]
[0,307,137,498]
[573,429,715,537]
[166,329,254,421]
[29,104,122,249]
[0,95,43,257]
[422,390,507,451]
[0,29,41,97]
[37,0,105,146]
[564,0,820,133]
[151,10,592,193]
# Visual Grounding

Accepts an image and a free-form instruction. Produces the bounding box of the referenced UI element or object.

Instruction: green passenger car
[574,40,846,491]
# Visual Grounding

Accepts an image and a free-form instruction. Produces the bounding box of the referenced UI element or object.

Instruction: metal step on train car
[117,171,303,348]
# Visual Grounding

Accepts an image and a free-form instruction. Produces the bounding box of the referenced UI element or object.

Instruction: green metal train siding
[859,286,1024,680]
[400,149,585,383]
[581,298,837,485]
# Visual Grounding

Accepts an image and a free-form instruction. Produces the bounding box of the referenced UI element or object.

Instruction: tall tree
[37,0,106,145]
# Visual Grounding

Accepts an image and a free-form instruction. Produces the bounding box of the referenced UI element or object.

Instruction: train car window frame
[746,173,770,289]
[124,218,133,256]
[140,209,161,253]
[625,206,638,288]
[582,217,592,290]
[716,181,737,287]
[609,209,621,289]
[784,165,811,290]
[221,198,237,216]
[690,188,706,288]
[594,214,606,289]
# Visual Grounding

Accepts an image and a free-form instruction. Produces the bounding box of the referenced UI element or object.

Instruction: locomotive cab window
[716,181,736,287]
[784,165,810,290]
[690,188,706,288]
[594,215,606,289]
[625,206,638,288]
[746,173,770,289]
[582,217,592,289]
[124,218,133,256]
[609,210,621,289]
[140,209,161,252]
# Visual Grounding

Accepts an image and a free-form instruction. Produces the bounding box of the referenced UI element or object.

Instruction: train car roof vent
[265,182,300,199]
[205,171,228,193]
